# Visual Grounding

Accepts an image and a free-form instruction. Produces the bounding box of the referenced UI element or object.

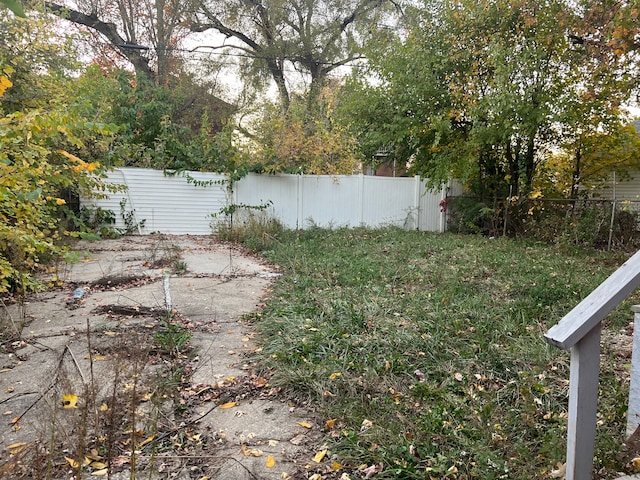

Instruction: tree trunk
[524,134,536,193]
[571,146,582,198]
[44,2,157,83]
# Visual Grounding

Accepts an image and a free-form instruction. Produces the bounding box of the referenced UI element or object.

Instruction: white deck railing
[544,250,640,479]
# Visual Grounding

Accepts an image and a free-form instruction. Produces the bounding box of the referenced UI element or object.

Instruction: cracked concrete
[0,235,324,479]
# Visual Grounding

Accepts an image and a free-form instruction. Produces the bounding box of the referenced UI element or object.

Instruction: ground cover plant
[246,227,638,479]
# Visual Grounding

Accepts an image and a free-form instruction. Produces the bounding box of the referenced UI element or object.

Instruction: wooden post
[628,306,640,438]
[566,322,601,480]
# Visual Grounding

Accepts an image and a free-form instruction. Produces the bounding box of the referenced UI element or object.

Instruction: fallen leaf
[325,418,337,429]
[9,416,19,425]
[98,403,108,411]
[65,456,79,468]
[241,444,263,457]
[309,474,322,480]
[91,468,108,476]
[268,439,279,446]
[297,421,313,429]
[86,449,102,461]
[361,419,373,430]
[331,461,343,471]
[313,449,328,463]
[454,372,463,382]
[219,401,237,409]
[549,462,566,478]
[5,442,27,454]
[360,462,383,479]
[62,394,78,409]
[266,455,276,468]
[90,461,107,470]
[329,372,342,379]
[290,434,305,445]
[139,435,155,447]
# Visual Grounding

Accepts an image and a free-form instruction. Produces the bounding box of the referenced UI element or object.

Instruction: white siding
[83,168,457,234]
[83,168,228,234]
[596,172,640,201]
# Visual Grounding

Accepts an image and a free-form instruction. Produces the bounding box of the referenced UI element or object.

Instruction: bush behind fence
[447,196,640,250]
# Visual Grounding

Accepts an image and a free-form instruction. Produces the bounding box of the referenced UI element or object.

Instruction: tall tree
[188,0,395,112]
[42,0,197,85]
[344,0,635,197]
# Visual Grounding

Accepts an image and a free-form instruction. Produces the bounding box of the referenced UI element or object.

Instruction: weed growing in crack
[154,316,192,356]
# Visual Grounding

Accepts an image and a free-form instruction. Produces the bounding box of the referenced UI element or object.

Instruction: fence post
[565,322,601,480]
[359,174,365,227]
[413,175,421,230]
[296,174,303,229]
[628,306,640,438]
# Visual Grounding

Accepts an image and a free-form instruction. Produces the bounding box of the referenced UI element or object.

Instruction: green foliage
[0,95,115,293]
[154,317,192,355]
[212,204,285,253]
[249,86,363,174]
[447,196,639,249]
[0,11,81,113]
[85,71,241,173]
[0,16,118,293]
[0,0,24,17]
[344,0,634,198]
[249,228,633,479]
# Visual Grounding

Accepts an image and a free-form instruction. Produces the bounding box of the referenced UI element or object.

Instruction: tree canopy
[341,0,639,197]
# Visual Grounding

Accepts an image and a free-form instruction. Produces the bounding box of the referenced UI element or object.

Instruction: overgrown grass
[246,227,636,479]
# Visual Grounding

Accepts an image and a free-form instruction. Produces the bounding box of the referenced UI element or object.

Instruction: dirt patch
[0,235,325,480]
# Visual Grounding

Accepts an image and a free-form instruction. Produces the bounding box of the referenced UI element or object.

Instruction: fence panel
[83,168,452,234]
[83,168,228,234]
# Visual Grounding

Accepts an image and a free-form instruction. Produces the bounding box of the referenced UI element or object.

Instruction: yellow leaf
[90,461,107,470]
[325,418,337,429]
[266,455,276,468]
[313,449,328,463]
[329,372,342,379]
[56,149,83,163]
[62,394,78,409]
[98,403,108,411]
[219,401,237,409]
[241,444,263,457]
[65,456,79,468]
[5,442,27,454]
[91,468,108,476]
[296,421,313,429]
[331,461,343,471]
[139,435,155,447]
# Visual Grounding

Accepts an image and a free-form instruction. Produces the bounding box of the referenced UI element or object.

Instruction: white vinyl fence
[82,168,457,234]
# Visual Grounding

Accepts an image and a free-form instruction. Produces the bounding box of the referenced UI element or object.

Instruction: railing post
[566,322,601,480]
[627,306,640,438]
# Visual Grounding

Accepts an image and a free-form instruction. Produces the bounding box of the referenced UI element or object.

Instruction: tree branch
[43,1,156,81]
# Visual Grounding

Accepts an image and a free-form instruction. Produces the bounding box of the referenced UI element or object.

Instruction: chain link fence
[445,196,640,251]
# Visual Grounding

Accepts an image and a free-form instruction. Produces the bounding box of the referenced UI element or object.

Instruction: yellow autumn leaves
[56,149,100,173]
[64,449,108,476]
